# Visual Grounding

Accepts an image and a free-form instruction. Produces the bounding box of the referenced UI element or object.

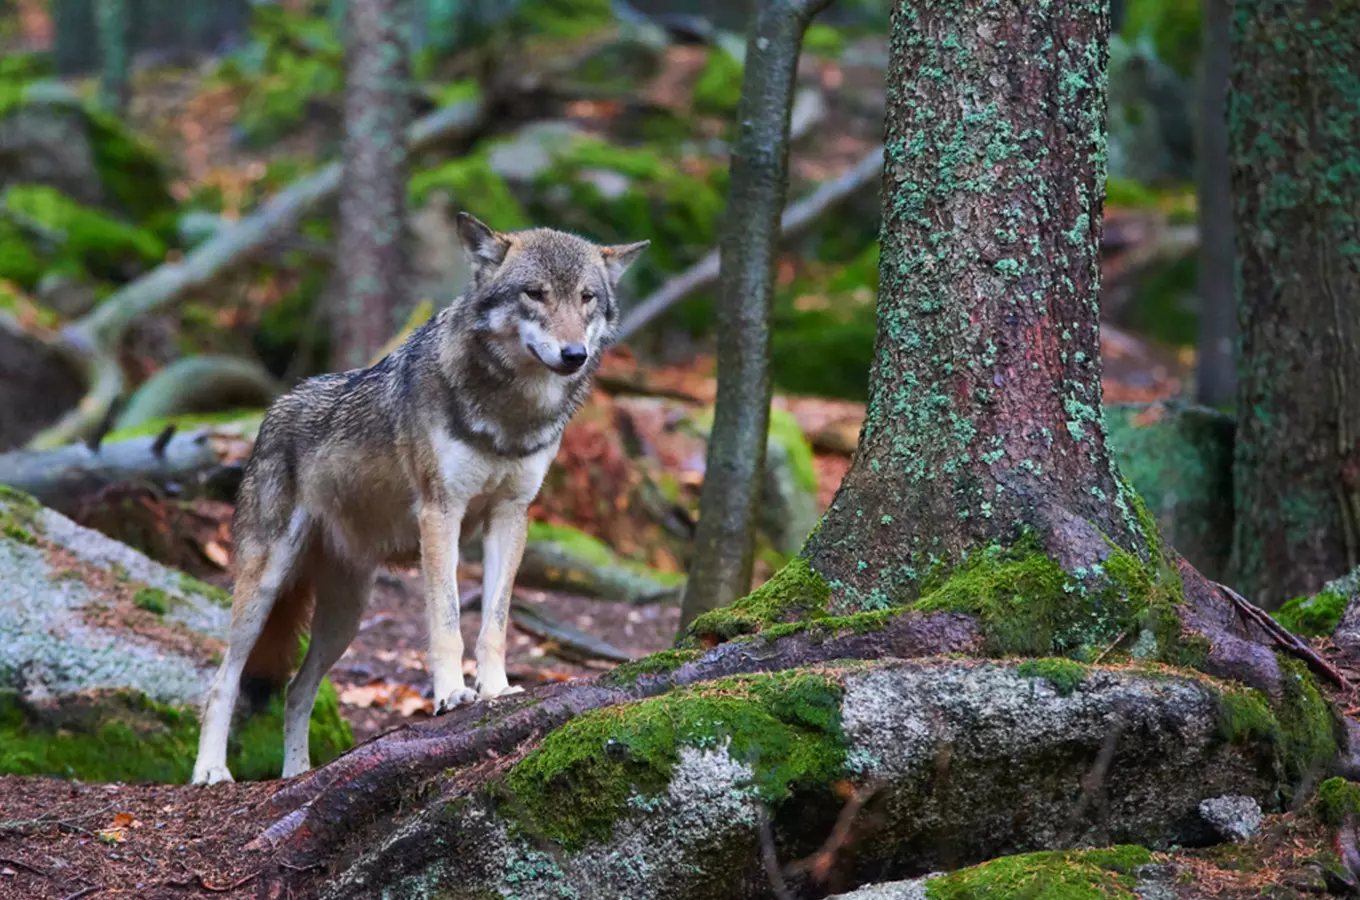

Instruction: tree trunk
[95,0,131,116]
[1194,0,1236,409]
[678,0,833,632]
[332,0,413,371]
[801,0,1150,611]
[1228,0,1360,609]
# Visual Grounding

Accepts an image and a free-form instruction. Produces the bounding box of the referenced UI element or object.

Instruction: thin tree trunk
[802,0,1150,608]
[333,0,413,371]
[1194,0,1236,409]
[1228,0,1360,609]
[678,0,834,633]
[95,0,131,116]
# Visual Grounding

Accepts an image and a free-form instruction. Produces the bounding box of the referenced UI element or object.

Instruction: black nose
[560,344,588,370]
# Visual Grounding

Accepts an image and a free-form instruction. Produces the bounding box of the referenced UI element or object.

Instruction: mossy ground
[503,670,845,850]
[1017,658,1090,697]
[0,683,351,784]
[685,556,832,643]
[1273,589,1347,639]
[924,846,1153,899]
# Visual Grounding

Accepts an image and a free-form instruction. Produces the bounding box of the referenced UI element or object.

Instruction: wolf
[190,213,647,785]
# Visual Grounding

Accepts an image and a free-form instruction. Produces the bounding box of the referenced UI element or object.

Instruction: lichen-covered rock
[1198,795,1263,843]
[326,661,1290,899]
[0,487,351,782]
[1106,402,1235,580]
[825,877,932,899]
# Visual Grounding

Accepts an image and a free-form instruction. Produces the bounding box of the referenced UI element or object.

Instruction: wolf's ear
[600,240,650,285]
[456,212,511,276]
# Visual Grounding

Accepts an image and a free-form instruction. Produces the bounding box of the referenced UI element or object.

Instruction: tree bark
[332,0,414,371]
[95,0,131,116]
[679,0,834,632]
[1194,0,1236,409]
[801,0,1149,609]
[1228,0,1360,609]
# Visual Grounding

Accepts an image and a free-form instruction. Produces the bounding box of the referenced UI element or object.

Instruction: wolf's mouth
[525,343,583,376]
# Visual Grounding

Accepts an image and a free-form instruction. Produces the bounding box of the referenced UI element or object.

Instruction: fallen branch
[113,355,281,433]
[24,98,486,451]
[615,144,885,342]
[1216,581,1350,690]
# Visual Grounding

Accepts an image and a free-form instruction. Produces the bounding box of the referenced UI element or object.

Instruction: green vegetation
[602,649,704,686]
[133,587,169,615]
[1274,588,1349,639]
[1314,777,1360,827]
[0,684,351,783]
[1017,659,1090,697]
[685,557,832,643]
[924,846,1154,899]
[103,408,265,444]
[504,671,845,850]
[0,486,42,546]
[4,184,165,280]
[1216,658,1339,790]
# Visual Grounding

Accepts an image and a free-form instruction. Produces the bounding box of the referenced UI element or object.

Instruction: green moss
[685,557,832,644]
[523,520,687,591]
[1274,590,1347,639]
[0,683,351,783]
[925,846,1153,899]
[693,48,743,116]
[3,184,165,279]
[504,671,845,850]
[103,409,264,443]
[0,486,41,545]
[1017,659,1090,697]
[803,24,846,59]
[84,108,176,232]
[0,219,44,288]
[1313,777,1360,827]
[133,587,169,615]
[1215,658,1339,790]
[175,572,232,608]
[602,649,703,686]
[410,152,530,231]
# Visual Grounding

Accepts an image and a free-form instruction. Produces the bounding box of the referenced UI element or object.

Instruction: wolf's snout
[559,344,588,371]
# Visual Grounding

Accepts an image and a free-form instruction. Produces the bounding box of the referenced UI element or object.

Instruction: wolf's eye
[524,288,547,302]
[581,290,596,303]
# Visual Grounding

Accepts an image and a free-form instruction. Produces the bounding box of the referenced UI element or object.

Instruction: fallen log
[24,98,486,451]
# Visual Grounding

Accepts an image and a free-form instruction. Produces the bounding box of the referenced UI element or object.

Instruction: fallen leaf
[203,540,230,569]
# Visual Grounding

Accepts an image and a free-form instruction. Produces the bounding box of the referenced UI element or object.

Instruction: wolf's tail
[240,574,314,710]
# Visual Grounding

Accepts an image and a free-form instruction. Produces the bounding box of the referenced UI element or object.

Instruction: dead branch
[24,98,486,451]
[113,355,282,434]
[1216,581,1350,689]
[616,144,885,342]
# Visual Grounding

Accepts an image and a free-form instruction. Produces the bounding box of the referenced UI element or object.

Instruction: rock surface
[1198,795,1263,843]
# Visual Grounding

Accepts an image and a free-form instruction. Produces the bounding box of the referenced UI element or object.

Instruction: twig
[756,806,796,900]
[151,423,177,459]
[84,396,125,454]
[1216,581,1350,689]
[616,145,885,342]
[196,871,262,893]
[782,780,883,883]
[60,887,101,900]
[1091,628,1130,665]
[0,856,50,878]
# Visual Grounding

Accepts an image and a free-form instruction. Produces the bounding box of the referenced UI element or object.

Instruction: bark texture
[802,0,1148,609]
[332,0,413,371]
[1194,0,1236,409]
[95,0,131,116]
[680,0,834,631]
[1228,0,1360,609]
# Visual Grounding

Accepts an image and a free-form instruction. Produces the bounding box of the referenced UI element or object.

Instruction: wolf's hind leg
[192,512,312,785]
[475,501,529,700]
[281,557,371,778]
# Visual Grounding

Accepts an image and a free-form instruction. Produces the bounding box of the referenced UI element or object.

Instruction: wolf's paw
[478,683,524,702]
[191,764,234,785]
[435,686,478,714]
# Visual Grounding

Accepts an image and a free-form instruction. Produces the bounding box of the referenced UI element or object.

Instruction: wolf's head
[455,212,648,376]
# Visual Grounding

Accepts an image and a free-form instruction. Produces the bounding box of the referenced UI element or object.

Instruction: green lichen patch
[1274,590,1347,639]
[1017,658,1090,697]
[0,683,351,783]
[0,485,42,545]
[503,670,846,850]
[924,846,1154,899]
[1313,777,1360,827]
[685,557,832,644]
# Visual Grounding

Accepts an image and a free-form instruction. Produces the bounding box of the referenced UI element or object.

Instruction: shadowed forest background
[0,0,1357,897]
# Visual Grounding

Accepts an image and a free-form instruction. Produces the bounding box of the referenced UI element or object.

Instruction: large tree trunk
[679,0,833,631]
[801,0,1149,609]
[332,0,413,371]
[1227,0,1360,609]
[1194,0,1236,409]
[95,0,131,116]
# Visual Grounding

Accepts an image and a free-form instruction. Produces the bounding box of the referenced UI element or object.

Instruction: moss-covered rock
[1106,402,1235,581]
[924,846,1154,899]
[514,520,684,605]
[1312,777,1360,827]
[0,488,352,782]
[1275,566,1360,640]
[4,183,166,280]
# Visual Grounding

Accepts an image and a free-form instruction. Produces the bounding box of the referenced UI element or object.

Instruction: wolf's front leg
[419,498,476,713]
[475,501,529,700]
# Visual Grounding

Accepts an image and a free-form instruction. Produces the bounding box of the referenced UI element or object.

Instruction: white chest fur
[430,427,557,507]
